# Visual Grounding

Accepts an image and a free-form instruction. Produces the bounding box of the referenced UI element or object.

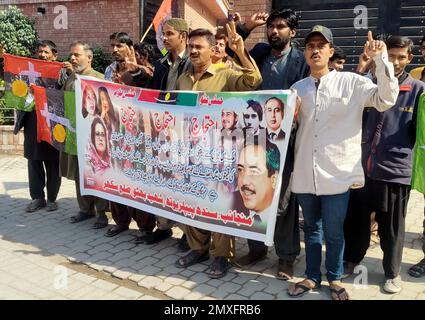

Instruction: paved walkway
[0,155,424,300]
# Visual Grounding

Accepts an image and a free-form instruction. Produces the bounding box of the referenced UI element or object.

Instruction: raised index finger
[367,31,374,42]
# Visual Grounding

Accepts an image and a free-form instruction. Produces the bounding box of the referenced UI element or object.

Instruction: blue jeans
[297,191,350,285]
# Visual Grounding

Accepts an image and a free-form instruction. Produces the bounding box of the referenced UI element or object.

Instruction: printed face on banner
[76,78,296,244]
[237,144,278,214]
[265,97,284,132]
[82,84,100,119]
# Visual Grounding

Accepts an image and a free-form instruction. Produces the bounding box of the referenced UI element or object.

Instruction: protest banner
[76,76,296,245]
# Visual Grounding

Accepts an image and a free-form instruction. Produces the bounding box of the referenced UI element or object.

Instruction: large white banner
[76,76,296,245]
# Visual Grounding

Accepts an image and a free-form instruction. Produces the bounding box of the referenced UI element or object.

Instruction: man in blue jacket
[235,8,309,280]
[343,35,425,293]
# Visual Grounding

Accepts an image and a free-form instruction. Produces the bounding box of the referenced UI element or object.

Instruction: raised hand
[364,31,386,59]
[124,46,140,73]
[63,61,74,75]
[245,12,269,31]
[226,20,245,55]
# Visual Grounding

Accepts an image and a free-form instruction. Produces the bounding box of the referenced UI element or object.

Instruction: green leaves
[0,6,38,57]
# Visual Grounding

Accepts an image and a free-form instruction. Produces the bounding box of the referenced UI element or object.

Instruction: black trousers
[74,167,109,215]
[344,178,410,279]
[28,159,61,202]
[247,193,301,263]
[111,202,156,232]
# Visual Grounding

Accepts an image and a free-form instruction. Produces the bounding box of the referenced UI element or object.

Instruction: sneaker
[383,276,402,294]
[341,261,357,279]
[25,199,46,212]
[46,200,58,212]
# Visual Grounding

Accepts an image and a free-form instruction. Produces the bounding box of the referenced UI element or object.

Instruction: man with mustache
[13,40,62,213]
[235,8,308,282]
[287,26,398,300]
[60,41,110,229]
[102,33,157,241]
[234,141,280,232]
[104,32,134,84]
[174,24,261,279]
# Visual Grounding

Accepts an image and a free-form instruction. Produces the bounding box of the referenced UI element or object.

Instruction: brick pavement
[0,155,424,300]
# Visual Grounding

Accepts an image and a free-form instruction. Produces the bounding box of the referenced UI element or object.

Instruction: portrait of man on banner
[233,140,280,233]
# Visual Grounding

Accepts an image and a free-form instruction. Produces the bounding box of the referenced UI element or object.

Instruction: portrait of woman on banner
[86,117,111,176]
[82,84,100,120]
[98,86,120,137]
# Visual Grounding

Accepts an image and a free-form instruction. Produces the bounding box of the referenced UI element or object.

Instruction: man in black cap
[287,25,398,300]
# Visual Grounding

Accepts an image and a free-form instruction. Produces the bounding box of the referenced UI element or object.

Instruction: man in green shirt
[174,23,262,279]
[60,41,109,229]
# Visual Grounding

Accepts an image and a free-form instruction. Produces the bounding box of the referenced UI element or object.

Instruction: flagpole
[140,23,153,43]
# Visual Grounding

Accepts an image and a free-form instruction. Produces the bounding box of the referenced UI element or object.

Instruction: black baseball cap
[305,25,333,44]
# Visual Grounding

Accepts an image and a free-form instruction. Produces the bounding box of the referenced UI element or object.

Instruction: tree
[0,6,38,57]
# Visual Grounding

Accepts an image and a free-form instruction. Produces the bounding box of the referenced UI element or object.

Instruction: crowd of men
[2,7,425,300]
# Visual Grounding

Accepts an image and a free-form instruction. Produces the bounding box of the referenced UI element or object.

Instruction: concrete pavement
[0,154,424,300]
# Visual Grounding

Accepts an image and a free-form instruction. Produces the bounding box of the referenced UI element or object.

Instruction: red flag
[152,0,173,31]
[33,85,52,145]
[3,54,62,81]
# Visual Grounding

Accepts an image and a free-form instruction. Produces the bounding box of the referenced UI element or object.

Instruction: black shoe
[237,250,267,266]
[144,229,172,244]
[70,211,95,223]
[104,225,129,237]
[132,231,153,244]
[26,199,46,213]
[46,200,58,212]
[177,234,190,252]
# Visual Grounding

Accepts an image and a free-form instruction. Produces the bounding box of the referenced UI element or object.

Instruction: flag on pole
[412,93,425,194]
[152,0,173,55]
[3,54,62,111]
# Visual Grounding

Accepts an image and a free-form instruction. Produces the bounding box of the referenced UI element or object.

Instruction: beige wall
[184,0,218,31]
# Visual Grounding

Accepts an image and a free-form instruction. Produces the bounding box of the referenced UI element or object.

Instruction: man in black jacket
[343,36,425,294]
[13,40,62,213]
[151,18,191,91]
[236,8,309,281]
[146,18,191,248]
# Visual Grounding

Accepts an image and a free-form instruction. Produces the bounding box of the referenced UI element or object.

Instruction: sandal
[205,257,230,279]
[70,211,95,224]
[408,258,425,278]
[288,279,319,298]
[104,225,129,237]
[175,250,209,268]
[276,260,294,280]
[330,285,350,300]
[92,216,109,229]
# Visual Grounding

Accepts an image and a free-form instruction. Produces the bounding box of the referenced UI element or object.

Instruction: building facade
[1,0,424,69]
